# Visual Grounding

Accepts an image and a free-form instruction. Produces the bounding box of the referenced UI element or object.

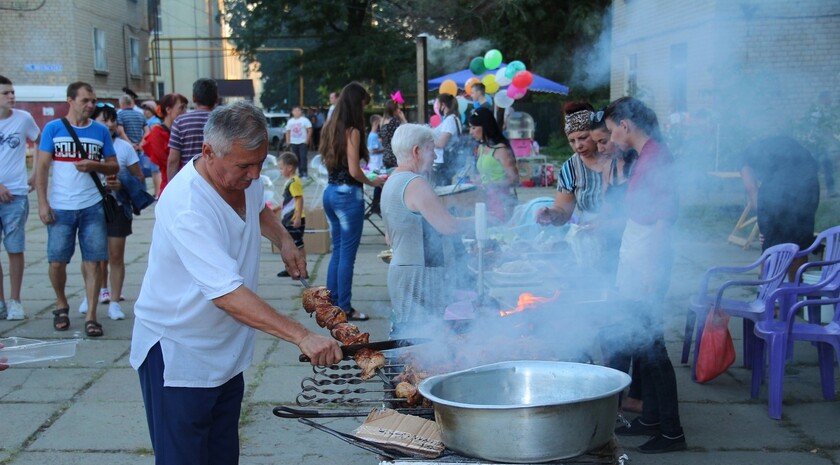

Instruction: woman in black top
[319,82,385,320]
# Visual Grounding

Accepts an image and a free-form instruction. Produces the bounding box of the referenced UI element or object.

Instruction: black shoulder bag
[60,118,120,223]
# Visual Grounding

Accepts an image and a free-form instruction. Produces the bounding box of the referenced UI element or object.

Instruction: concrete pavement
[1,179,839,465]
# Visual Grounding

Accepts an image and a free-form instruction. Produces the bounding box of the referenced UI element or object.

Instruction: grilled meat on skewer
[330,322,360,342]
[315,306,345,329]
[354,348,385,380]
[302,286,332,313]
[342,332,370,346]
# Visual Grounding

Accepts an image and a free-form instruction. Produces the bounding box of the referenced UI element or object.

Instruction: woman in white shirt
[433,93,462,186]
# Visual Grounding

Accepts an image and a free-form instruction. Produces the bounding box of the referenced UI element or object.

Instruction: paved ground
[0,178,838,465]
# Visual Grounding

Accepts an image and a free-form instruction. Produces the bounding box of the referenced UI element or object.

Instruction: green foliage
[224,0,613,109]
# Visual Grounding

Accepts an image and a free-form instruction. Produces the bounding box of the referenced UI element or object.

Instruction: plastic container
[0,337,79,365]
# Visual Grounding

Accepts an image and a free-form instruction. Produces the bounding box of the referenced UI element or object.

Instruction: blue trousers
[323,183,364,310]
[138,343,244,465]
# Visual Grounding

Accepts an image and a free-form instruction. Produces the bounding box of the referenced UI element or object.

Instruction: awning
[428,64,568,95]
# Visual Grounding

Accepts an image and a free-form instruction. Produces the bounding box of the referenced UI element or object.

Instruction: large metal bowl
[417,361,630,463]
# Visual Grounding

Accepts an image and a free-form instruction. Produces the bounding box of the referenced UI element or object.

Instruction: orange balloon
[464,77,481,95]
[440,79,458,96]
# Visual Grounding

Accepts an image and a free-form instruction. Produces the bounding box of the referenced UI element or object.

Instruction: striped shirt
[117,109,146,145]
[168,110,211,167]
[557,153,604,214]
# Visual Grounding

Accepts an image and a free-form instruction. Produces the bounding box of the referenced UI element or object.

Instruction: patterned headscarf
[564,110,592,135]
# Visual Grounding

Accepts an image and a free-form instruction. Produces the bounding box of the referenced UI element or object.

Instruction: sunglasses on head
[95,102,114,108]
[590,110,605,124]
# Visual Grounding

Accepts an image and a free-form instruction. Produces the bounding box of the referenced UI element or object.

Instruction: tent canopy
[428,64,569,95]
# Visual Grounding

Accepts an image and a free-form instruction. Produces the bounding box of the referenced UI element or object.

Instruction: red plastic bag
[696,306,736,383]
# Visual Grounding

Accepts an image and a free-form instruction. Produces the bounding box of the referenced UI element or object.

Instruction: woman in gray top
[381,124,473,337]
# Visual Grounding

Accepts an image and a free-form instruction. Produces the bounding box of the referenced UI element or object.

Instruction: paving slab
[29,401,150,451]
[9,451,154,465]
[0,403,60,449]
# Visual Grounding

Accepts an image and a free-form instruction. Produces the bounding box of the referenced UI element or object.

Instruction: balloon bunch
[438,49,534,114]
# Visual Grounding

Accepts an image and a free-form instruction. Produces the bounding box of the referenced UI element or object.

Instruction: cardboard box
[353,408,444,458]
[304,207,331,254]
[270,207,331,255]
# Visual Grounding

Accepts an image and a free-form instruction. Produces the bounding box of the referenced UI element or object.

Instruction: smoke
[425,35,491,75]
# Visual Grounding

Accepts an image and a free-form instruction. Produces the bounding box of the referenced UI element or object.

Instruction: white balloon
[495,67,512,87]
[494,91,514,109]
[457,96,469,115]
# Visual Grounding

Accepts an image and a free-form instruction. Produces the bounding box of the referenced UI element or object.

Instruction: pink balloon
[430,114,442,128]
[506,85,527,100]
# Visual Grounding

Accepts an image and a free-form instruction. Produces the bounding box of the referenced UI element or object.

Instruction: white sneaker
[99,289,111,304]
[108,302,126,320]
[6,299,25,320]
[79,297,89,315]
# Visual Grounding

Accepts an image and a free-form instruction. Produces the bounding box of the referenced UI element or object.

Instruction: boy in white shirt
[284,105,312,178]
[0,75,40,320]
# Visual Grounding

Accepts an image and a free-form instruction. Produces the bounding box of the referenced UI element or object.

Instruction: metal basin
[418,361,630,463]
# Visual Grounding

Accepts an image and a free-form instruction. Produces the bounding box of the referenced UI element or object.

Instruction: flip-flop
[85,320,104,338]
[52,308,70,331]
[346,309,369,321]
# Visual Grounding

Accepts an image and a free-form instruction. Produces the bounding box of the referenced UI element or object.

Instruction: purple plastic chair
[780,226,840,324]
[681,243,799,380]
[752,265,840,419]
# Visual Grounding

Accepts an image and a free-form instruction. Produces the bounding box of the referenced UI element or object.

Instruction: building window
[93,28,108,72]
[148,0,162,33]
[670,43,688,113]
[626,54,638,97]
[129,37,142,77]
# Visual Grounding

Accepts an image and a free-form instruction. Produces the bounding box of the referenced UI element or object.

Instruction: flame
[499,291,561,317]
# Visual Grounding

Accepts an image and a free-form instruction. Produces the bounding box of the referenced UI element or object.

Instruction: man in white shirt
[36,82,119,336]
[130,101,341,464]
[0,75,40,320]
[284,105,312,178]
[326,91,338,121]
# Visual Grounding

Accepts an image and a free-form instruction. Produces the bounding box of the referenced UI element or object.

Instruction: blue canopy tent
[428,64,569,95]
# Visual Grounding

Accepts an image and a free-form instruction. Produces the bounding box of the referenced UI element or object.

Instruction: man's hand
[292,217,301,229]
[0,184,13,203]
[297,332,342,366]
[38,203,55,225]
[279,242,307,279]
[105,175,122,192]
[73,159,101,173]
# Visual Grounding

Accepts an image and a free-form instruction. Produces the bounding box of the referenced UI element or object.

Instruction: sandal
[52,308,70,331]
[85,320,104,338]
[346,309,369,321]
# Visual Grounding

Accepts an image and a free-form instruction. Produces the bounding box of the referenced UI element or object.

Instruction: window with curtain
[94,28,107,72]
[130,37,141,77]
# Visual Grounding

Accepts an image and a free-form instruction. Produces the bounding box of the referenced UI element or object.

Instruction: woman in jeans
[319,82,385,321]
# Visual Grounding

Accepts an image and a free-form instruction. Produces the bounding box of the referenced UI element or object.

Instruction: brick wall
[0,0,151,100]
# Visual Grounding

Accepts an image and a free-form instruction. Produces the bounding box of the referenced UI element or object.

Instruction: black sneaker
[277,270,290,278]
[614,418,660,436]
[637,433,687,454]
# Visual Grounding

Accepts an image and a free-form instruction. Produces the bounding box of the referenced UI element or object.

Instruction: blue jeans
[47,202,108,262]
[322,183,364,311]
[0,195,29,253]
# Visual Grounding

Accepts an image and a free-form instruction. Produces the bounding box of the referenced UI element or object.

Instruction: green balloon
[484,49,503,70]
[505,60,526,79]
[470,57,487,75]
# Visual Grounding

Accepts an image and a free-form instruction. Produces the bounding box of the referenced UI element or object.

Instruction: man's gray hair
[392,124,434,165]
[119,95,133,106]
[204,101,268,156]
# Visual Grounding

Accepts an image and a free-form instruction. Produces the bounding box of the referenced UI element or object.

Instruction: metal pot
[417,361,630,463]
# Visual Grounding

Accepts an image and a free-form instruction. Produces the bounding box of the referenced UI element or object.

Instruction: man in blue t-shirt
[35,82,119,337]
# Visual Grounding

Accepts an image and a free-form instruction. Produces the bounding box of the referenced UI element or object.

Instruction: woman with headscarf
[381,124,473,336]
[536,102,613,269]
[468,107,519,223]
[605,96,686,454]
[319,82,385,321]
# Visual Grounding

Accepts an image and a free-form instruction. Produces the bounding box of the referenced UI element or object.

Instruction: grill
[274,354,628,465]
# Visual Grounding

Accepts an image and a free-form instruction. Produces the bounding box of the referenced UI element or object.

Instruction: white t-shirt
[286,116,312,145]
[129,159,266,388]
[0,109,40,195]
[38,119,116,210]
[113,137,140,171]
[433,114,460,164]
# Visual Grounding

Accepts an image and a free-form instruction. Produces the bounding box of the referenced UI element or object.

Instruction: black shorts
[283,217,306,249]
[107,211,133,238]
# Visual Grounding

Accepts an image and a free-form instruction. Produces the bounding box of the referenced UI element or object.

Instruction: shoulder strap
[60,118,109,199]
